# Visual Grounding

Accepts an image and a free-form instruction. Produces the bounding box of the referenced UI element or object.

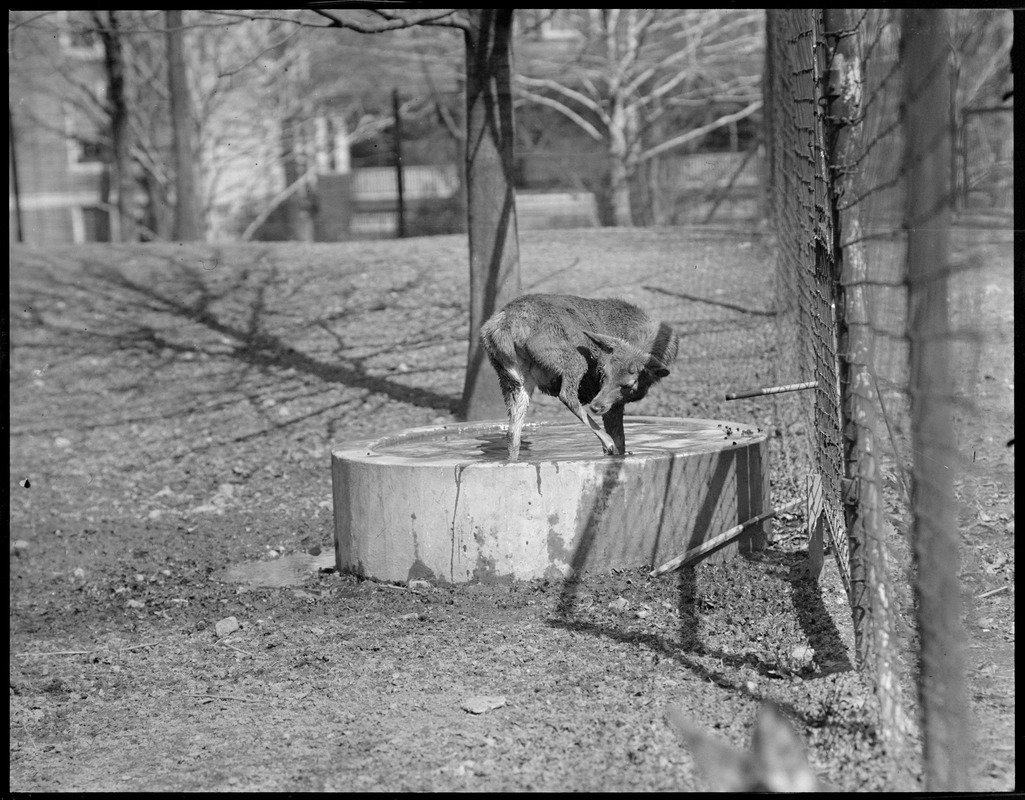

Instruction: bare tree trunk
[902,8,970,792]
[273,27,315,243]
[393,88,407,238]
[9,104,24,242]
[606,106,634,226]
[459,8,521,421]
[280,115,315,242]
[95,10,136,242]
[823,5,910,753]
[166,9,203,241]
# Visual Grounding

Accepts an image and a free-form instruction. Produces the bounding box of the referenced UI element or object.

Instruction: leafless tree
[515,9,764,226]
[207,8,519,418]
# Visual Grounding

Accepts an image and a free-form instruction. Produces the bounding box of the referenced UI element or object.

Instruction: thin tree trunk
[166,9,202,241]
[97,10,135,242]
[274,28,314,243]
[280,115,314,242]
[393,88,406,238]
[9,104,24,242]
[606,101,634,226]
[459,8,521,420]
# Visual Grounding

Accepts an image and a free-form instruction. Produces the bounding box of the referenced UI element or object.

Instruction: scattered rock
[215,616,240,638]
[461,695,507,715]
[188,484,238,516]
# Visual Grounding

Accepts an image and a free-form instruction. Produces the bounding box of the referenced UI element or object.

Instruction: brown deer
[479,293,678,460]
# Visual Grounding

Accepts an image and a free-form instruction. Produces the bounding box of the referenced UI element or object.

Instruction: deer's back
[498,294,656,345]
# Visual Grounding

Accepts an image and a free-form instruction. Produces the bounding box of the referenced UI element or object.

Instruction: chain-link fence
[765,8,1012,790]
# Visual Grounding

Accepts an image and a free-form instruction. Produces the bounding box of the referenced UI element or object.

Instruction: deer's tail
[480,311,528,406]
[480,311,515,370]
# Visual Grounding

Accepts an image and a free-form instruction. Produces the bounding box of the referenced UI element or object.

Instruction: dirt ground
[9,227,1013,791]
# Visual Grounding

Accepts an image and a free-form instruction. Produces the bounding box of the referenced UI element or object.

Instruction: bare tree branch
[515,74,606,123]
[216,25,304,79]
[638,99,763,163]
[513,86,605,142]
[239,163,319,241]
[7,10,57,35]
[302,7,466,33]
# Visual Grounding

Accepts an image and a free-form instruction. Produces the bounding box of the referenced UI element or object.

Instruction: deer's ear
[583,330,627,353]
[645,353,671,378]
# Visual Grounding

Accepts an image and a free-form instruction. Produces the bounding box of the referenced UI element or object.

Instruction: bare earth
[9,227,1013,791]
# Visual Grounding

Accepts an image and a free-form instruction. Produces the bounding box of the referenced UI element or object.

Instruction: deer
[479,293,678,461]
[666,702,829,792]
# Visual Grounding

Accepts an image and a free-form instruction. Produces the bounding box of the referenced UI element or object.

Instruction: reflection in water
[367,418,763,464]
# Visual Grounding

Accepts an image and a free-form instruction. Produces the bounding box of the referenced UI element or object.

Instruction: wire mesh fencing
[766,7,1012,790]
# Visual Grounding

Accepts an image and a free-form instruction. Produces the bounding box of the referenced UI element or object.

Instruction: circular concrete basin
[331,416,769,584]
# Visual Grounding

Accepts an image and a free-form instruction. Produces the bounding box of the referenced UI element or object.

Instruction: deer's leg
[557,379,618,455]
[499,366,534,461]
[602,404,627,456]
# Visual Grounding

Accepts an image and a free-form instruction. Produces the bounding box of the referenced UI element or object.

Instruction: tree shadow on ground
[11,247,459,431]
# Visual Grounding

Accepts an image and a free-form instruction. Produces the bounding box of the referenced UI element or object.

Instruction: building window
[58,11,105,60]
[64,91,107,173]
[518,9,582,41]
[71,205,111,243]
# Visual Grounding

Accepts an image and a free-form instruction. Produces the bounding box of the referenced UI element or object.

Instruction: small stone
[215,616,240,638]
[461,695,507,715]
[608,597,629,613]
